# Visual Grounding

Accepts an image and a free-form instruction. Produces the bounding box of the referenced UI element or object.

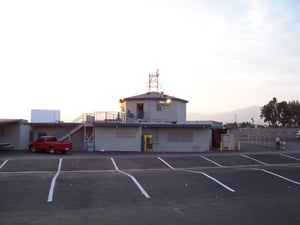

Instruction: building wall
[142,127,210,152]
[3,122,211,152]
[0,124,20,149]
[71,129,84,151]
[176,101,187,123]
[124,99,186,123]
[94,127,142,152]
[0,123,29,150]
[31,126,63,140]
[19,124,31,150]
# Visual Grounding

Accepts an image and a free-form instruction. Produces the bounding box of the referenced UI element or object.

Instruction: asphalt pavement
[0,143,300,225]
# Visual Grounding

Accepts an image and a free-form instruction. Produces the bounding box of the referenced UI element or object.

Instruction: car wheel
[49,147,56,154]
[30,146,36,153]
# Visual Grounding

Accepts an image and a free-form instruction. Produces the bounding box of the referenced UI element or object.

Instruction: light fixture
[166,99,172,105]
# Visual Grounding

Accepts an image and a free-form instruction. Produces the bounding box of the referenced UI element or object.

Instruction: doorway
[143,134,153,152]
[137,103,144,119]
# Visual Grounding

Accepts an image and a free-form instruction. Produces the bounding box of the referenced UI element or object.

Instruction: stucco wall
[94,127,142,152]
[71,129,84,151]
[0,124,19,149]
[94,126,211,152]
[31,126,63,140]
[142,127,211,152]
[19,124,31,150]
[125,99,186,123]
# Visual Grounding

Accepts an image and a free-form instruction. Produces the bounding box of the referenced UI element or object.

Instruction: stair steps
[58,124,83,142]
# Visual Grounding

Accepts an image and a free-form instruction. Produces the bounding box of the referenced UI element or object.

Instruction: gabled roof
[120,92,188,103]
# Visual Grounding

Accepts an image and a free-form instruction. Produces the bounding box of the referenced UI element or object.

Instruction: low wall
[232,127,299,147]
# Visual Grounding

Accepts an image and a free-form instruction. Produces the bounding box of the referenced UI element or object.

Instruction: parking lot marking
[241,154,269,165]
[279,153,300,162]
[183,169,236,192]
[0,159,8,169]
[110,157,150,199]
[158,157,235,192]
[200,156,223,167]
[157,157,175,169]
[47,158,63,202]
[259,169,300,186]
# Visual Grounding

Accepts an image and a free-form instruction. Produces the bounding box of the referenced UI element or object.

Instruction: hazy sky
[1,0,300,121]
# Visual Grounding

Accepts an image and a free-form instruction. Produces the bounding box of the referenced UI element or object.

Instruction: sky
[1,0,300,122]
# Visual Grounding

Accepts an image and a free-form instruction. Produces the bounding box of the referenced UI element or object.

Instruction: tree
[261,98,300,127]
[289,100,300,126]
[260,97,279,126]
[277,101,291,127]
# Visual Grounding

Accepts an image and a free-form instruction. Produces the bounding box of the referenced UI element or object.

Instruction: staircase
[0,141,14,150]
[58,124,83,142]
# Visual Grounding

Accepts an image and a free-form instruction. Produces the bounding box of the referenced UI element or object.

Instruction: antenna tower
[148,69,159,92]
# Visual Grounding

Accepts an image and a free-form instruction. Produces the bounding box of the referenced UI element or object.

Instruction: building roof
[120,92,188,103]
[93,122,211,129]
[0,119,28,125]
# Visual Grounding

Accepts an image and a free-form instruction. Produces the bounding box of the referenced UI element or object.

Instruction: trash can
[280,141,286,150]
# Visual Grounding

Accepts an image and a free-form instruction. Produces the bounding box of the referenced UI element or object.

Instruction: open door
[137,103,144,119]
[143,134,153,152]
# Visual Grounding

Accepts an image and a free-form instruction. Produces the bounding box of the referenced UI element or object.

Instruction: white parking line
[259,169,300,186]
[241,154,269,165]
[47,158,63,202]
[200,156,223,167]
[279,153,300,162]
[157,157,175,169]
[157,157,235,193]
[0,159,9,169]
[110,157,150,199]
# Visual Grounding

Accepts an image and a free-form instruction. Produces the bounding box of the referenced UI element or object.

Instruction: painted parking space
[200,155,258,167]
[111,156,168,170]
[61,158,114,171]
[0,158,60,172]
[131,170,235,201]
[244,153,300,165]
[52,172,147,209]
[0,154,299,191]
[262,167,300,182]
[1,153,300,225]
[0,173,53,212]
[154,155,219,168]
[157,156,236,192]
[204,168,300,195]
[280,153,300,162]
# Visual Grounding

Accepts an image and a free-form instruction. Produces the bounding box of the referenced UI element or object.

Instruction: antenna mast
[148,69,159,92]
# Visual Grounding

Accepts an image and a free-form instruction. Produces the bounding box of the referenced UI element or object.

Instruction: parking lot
[1,145,300,225]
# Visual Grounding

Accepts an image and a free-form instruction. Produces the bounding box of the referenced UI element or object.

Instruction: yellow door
[144,134,153,152]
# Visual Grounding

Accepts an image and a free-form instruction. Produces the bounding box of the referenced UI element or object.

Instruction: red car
[28,136,72,154]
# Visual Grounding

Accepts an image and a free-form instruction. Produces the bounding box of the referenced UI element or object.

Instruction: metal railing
[72,112,121,123]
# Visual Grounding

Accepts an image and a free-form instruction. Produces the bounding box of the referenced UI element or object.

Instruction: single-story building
[0,119,31,150]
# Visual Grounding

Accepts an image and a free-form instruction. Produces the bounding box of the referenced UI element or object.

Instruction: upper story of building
[27,70,190,124]
[119,91,188,124]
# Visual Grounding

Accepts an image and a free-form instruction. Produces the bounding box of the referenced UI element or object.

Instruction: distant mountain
[187,106,265,125]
